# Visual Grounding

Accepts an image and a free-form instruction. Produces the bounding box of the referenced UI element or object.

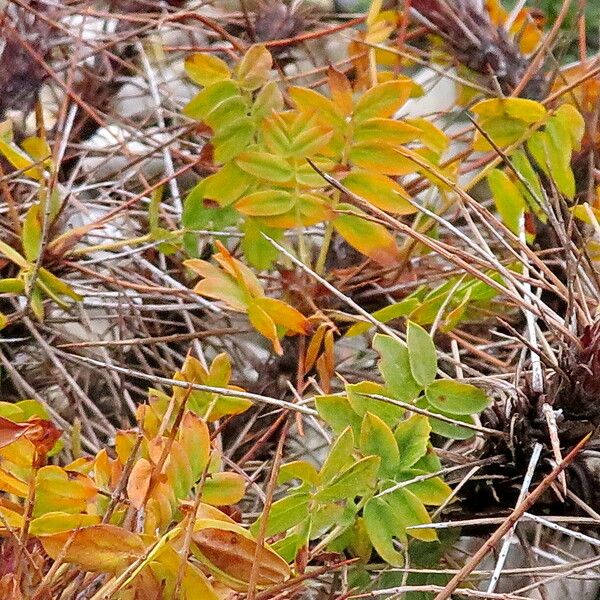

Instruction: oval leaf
[425,380,489,415]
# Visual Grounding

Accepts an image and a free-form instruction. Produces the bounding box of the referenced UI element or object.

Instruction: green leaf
[203,161,253,207]
[314,456,380,503]
[315,395,362,437]
[473,116,529,151]
[413,445,442,472]
[236,190,296,217]
[271,516,311,562]
[406,321,437,387]
[347,298,420,337]
[0,278,25,294]
[471,97,547,123]
[311,503,349,539]
[511,150,543,212]
[0,134,37,178]
[278,461,319,486]
[37,268,82,302]
[30,512,100,535]
[241,220,280,270]
[213,117,255,163]
[204,96,249,130]
[353,79,414,122]
[319,427,355,485]
[30,286,44,320]
[544,120,575,198]
[373,334,422,402]
[487,168,525,234]
[201,472,245,506]
[399,472,452,506]
[526,131,549,176]
[185,53,231,86]
[235,152,293,183]
[417,399,476,440]
[346,381,404,425]
[250,492,310,537]
[394,414,431,470]
[385,487,437,542]
[252,81,284,121]
[183,80,239,120]
[363,496,406,566]
[359,413,399,477]
[425,380,489,415]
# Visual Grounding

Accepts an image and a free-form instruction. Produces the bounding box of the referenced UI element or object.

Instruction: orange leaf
[254,297,310,335]
[127,458,153,509]
[304,324,328,373]
[40,525,146,574]
[334,204,400,266]
[192,520,290,591]
[213,241,264,298]
[327,67,353,116]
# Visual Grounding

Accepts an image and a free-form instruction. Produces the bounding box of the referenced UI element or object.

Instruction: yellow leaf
[30,512,100,535]
[236,45,272,90]
[248,301,281,354]
[193,277,248,312]
[555,104,585,151]
[35,466,97,516]
[353,117,422,146]
[0,465,29,496]
[471,97,547,123]
[342,170,415,215]
[201,472,246,505]
[236,190,296,217]
[349,142,416,176]
[185,53,231,86]
[289,87,344,128]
